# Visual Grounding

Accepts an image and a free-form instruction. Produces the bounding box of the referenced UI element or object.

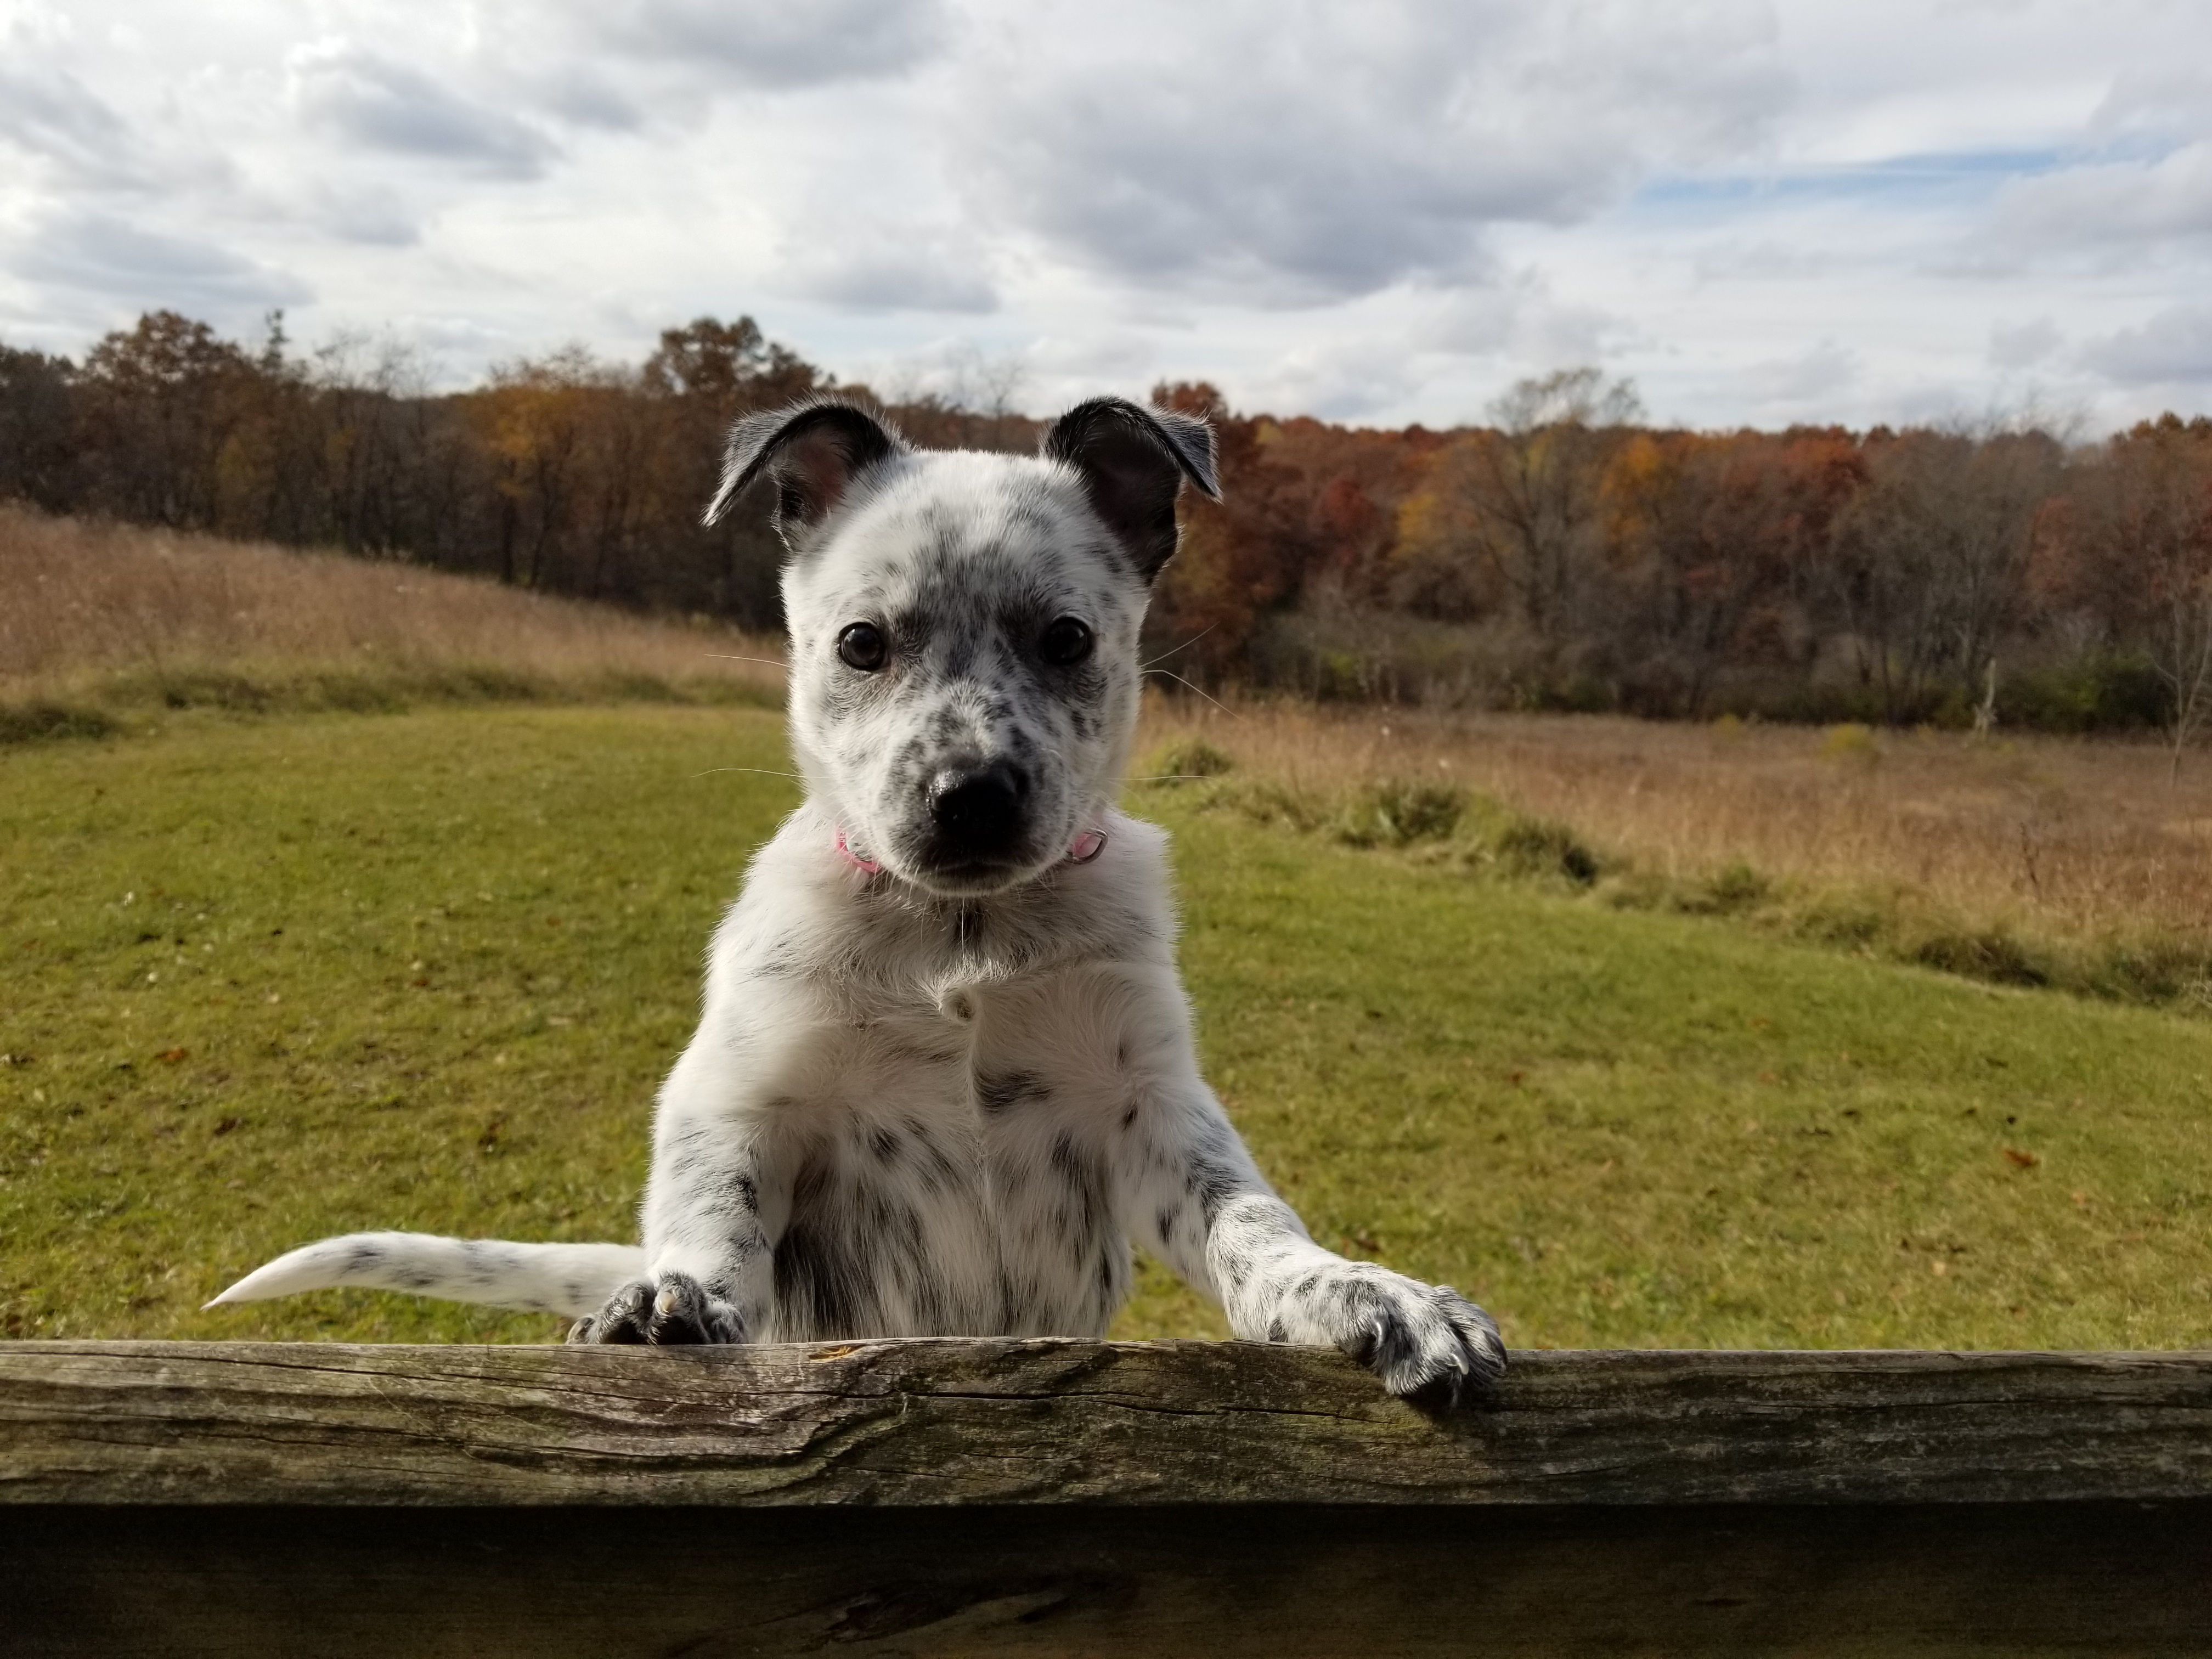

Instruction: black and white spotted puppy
[211,396,1507,1401]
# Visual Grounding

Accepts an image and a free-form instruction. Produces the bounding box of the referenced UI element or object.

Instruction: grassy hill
[4,704,2209,1350]
[0,504,782,742]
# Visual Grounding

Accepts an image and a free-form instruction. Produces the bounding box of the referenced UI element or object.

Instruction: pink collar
[836,825,1107,876]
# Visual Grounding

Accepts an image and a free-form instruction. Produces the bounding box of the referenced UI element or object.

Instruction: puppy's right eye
[837,623,888,671]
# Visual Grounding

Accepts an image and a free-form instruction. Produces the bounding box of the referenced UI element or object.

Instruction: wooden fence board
[8,1340,2212,1655]
[8,1501,2212,1658]
[4,1339,2211,1508]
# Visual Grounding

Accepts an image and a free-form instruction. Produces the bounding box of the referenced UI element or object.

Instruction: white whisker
[1144,668,1242,719]
[1142,623,1218,670]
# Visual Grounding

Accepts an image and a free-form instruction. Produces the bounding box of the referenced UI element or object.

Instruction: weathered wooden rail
[4,1339,2210,1655]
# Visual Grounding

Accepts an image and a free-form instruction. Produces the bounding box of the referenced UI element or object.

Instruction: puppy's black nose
[927,760,1028,857]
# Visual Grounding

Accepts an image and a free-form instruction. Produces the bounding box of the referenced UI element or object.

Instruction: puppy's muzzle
[922,759,1031,872]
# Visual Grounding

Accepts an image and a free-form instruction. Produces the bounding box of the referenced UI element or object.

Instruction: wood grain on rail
[4,1339,2210,1509]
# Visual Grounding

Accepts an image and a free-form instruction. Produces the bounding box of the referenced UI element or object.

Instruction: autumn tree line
[0,309,1030,639]
[5,311,2211,741]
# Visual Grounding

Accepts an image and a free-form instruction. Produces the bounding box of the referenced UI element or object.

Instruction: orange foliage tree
[7,312,2212,736]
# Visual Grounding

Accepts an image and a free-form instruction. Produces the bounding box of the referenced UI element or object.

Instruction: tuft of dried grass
[1136,692,2212,1005]
[0,506,783,729]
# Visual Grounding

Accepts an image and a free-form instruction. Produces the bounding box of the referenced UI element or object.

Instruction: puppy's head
[707,394,1217,896]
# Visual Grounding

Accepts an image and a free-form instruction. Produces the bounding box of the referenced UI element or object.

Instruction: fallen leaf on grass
[2004,1147,2040,1169]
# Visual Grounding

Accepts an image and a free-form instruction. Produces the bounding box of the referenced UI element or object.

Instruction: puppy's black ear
[1042,397,1221,583]
[702,397,903,548]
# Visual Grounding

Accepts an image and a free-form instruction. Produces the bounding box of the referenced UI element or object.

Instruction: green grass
[5,706,2211,1350]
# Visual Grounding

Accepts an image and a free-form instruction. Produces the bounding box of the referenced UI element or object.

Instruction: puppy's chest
[768,976,1137,1340]
[847,965,1137,1137]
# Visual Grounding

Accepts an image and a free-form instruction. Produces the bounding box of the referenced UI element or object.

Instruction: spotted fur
[210,396,1506,1402]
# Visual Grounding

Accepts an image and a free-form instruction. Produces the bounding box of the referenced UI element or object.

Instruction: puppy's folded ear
[702,397,904,548]
[1042,397,1221,583]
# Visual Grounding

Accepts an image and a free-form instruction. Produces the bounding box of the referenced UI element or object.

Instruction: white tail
[206,1232,646,1319]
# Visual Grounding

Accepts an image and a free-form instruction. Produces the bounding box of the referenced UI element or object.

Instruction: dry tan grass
[1137,694,2212,958]
[0,505,783,703]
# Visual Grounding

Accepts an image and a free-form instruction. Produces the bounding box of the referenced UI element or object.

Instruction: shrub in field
[1487,813,1601,885]
[2082,935,2212,1004]
[1791,890,1893,949]
[1335,779,1465,848]
[0,700,117,744]
[1907,925,2049,987]
[1689,860,1772,915]
[1183,764,1602,888]
[1607,859,1774,916]
[1199,777,1332,834]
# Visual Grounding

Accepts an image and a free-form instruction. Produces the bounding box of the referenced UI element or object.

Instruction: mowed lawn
[4,705,2211,1352]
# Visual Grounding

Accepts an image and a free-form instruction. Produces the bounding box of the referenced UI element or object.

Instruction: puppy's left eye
[1041,617,1093,667]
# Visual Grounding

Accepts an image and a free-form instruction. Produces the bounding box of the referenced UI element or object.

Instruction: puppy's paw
[1279,1265,1506,1403]
[566,1272,744,1345]
[1358,1279,1507,1404]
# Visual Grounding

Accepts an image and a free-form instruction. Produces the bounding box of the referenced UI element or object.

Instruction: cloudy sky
[3,0,2209,431]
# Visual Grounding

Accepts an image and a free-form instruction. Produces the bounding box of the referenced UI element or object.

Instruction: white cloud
[304,183,422,249]
[0,0,2207,429]
[948,0,1788,302]
[6,211,310,313]
[2080,306,2212,388]
[1989,316,2062,369]
[1739,338,1858,408]
[776,229,998,314]
[289,44,558,179]
[584,0,949,86]
[0,63,143,188]
[2085,67,2212,149]
[1990,143,2212,252]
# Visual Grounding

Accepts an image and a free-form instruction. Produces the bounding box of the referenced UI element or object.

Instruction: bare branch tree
[2155,574,2212,782]
[1451,368,1644,641]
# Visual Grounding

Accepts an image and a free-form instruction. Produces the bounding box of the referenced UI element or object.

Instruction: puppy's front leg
[1126,1074,1506,1401]
[567,1046,771,1346]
